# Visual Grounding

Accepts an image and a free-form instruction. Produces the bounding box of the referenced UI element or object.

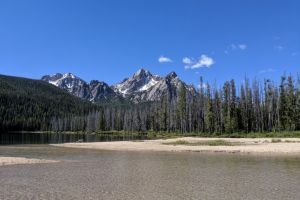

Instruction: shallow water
[0,132,146,145]
[0,145,300,200]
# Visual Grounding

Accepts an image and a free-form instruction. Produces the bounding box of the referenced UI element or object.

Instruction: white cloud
[158,56,172,63]
[292,52,299,56]
[182,57,193,65]
[184,54,214,69]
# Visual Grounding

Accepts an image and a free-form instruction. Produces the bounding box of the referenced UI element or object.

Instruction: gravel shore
[52,137,300,155]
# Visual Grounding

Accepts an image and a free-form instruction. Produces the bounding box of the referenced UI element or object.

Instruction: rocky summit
[42,69,196,103]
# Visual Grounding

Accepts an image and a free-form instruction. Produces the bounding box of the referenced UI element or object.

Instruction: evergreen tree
[279,76,288,130]
[204,83,214,133]
[178,83,187,133]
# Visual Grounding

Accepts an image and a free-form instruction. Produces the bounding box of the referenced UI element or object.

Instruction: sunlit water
[0,145,300,200]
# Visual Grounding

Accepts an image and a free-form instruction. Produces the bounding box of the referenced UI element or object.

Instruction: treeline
[0,74,96,131]
[50,74,300,134]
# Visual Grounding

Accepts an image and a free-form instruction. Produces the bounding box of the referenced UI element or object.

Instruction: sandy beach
[52,137,300,155]
[0,157,58,166]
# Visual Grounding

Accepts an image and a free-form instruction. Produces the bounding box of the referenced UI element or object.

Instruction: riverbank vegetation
[163,140,235,146]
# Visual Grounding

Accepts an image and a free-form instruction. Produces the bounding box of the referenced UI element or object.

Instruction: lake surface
[1,145,300,200]
[0,132,147,145]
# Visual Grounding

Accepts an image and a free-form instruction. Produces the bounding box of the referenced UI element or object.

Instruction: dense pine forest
[50,74,300,135]
[1,74,300,135]
[0,74,96,131]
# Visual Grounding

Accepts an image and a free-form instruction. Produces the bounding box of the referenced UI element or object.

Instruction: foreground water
[0,145,300,200]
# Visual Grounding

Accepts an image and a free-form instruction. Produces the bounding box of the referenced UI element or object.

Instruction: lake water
[1,145,300,200]
[0,132,147,145]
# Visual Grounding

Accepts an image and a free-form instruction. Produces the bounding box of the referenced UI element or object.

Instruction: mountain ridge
[42,69,197,103]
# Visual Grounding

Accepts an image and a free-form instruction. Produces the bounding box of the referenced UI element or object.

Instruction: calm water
[0,145,300,200]
[0,132,147,145]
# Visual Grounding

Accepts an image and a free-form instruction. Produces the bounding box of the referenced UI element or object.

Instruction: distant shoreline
[2,131,300,138]
[52,137,300,155]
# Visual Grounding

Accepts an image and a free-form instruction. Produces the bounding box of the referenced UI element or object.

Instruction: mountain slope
[0,74,96,131]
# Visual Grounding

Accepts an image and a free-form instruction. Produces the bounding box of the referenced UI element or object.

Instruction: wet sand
[0,156,58,166]
[52,137,300,155]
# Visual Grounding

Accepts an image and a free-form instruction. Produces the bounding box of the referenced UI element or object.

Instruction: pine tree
[286,75,296,130]
[230,79,238,132]
[178,83,187,133]
[279,76,288,130]
[205,83,214,133]
[223,81,231,133]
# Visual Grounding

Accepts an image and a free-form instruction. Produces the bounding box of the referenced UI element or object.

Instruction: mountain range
[42,69,196,103]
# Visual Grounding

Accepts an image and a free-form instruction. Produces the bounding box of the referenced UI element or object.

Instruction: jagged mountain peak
[90,80,107,86]
[166,71,178,79]
[42,69,196,103]
[41,73,62,82]
[42,72,85,88]
[42,72,121,103]
[42,72,78,82]
[114,68,162,96]
[62,72,77,79]
[133,68,152,78]
[52,73,63,79]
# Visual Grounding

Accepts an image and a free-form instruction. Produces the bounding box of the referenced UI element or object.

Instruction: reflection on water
[0,145,300,200]
[0,132,146,145]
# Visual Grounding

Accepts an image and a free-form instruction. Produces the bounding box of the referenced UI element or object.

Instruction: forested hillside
[51,75,300,134]
[0,74,97,131]
[1,74,300,135]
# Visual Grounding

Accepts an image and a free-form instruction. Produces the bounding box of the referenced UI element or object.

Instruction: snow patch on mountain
[139,78,158,91]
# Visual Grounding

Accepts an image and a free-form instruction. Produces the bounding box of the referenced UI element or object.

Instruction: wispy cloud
[184,54,215,69]
[274,45,284,51]
[258,68,276,74]
[158,56,172,63]
[225,43,247,54]
[292,52,299,56]
[238,44,247,50]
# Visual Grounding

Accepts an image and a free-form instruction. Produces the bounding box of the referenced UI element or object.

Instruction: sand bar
[52,137,300,155]
[0,157,58,166]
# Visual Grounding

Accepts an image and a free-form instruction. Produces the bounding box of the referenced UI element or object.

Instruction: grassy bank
[142,131,300,139]
[163,140,235,146]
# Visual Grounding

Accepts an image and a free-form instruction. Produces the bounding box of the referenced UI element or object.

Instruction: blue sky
[0,0,299,87]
